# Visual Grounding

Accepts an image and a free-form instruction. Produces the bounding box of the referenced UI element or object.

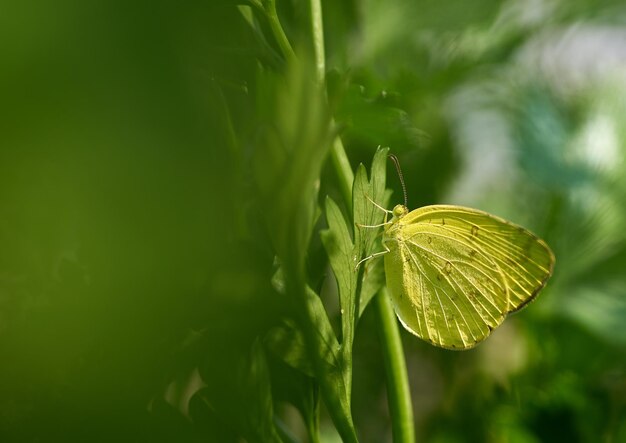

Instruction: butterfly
[359,156,555,350]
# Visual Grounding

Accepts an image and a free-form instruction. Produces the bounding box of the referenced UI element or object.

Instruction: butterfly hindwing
[385,219,508,349]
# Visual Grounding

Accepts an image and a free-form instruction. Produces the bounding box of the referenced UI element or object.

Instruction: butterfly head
[392,204,409,219]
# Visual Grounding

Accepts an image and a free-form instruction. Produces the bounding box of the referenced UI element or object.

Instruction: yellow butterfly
[362,157,555,350]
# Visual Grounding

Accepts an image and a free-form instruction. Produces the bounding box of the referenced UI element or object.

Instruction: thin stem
[330,137,354,212]
[263,2,358,441]
[308,1,414,443]
[259,1,414,441]
[375,289,415,443]
[305,411,321,443]
[309,0,325,82]
[308,2,360,442]
[265,0,296,61]
[308,0,354,210]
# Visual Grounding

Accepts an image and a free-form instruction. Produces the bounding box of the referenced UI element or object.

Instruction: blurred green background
[2,0,626,442]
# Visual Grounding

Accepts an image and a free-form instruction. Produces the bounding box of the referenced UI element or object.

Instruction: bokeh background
[2,0,626,442]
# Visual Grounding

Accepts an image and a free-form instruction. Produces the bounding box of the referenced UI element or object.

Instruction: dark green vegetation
[2,0,626,442]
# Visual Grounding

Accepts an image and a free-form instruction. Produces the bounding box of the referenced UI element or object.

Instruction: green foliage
[322,147,390,343]
[3,0,626,442]
[265,148,392,442]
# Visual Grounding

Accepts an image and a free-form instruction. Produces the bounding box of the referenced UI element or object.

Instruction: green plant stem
[307,0,354,209]
[376,289,415,443]
[263,3,358,441]
[307,2,361,443]
[329,137,354,211]
[264,1,413,440]
[305,411,321,443]
[307,1,414,442]
[265,0,295,61]
[309,0,325,82]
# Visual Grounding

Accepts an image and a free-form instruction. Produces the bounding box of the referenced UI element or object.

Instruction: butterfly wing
[384,218,509,349]
[384,205,555,349]
[402,205,555,312]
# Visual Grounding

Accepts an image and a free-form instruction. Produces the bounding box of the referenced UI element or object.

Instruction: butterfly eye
[392,205,407,218]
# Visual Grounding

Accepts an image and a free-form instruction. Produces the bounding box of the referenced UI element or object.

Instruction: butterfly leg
[355,221,392,229]
[356,195,391,230]
[354,244,391,271]
[365,194,392,214]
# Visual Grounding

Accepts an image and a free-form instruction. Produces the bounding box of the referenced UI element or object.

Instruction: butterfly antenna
[389,154,407,207]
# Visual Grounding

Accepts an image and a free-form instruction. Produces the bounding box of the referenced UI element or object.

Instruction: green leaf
[321,196,356,343]
[251,56,353,440]
[353,147,390,259]
[269,266,341,377]
[301,287,351,415]
[265,287,342,379]
[321,146,390,351]
[253,58,332,264]
[358,187,393,316]
[268,267,349,442]
[313,147,391,443]
[353,147,391,314]
[317,197,361,442]
[301,285,356,443]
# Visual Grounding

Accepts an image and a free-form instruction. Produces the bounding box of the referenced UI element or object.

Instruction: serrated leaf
[273,221,356,442]
[321,147,391,344]
[353,147,391,315]
[358,183,393,316]
[265,281,351,440]
[316,148,392,443]
[318,197,359,441]
[302,286,354,442]
[353,147,390,260]
[320,196,356,342]
[303,287,342,366]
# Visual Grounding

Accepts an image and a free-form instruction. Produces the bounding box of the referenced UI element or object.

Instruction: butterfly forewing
[402,205,555,312]
[383,204,555,350]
